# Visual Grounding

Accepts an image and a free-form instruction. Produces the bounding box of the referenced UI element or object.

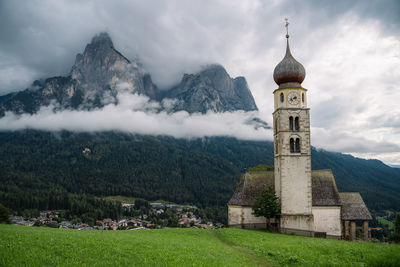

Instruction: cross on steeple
[285,18,289,39]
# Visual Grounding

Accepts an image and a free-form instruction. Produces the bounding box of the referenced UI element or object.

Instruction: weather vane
[285,18,289,38]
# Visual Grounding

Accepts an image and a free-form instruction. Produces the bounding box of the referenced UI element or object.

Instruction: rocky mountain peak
[70,32,146,100]
[165,64,258,113]
[90,32,114,48]
[199,64,228,76]
[72,32,129,73]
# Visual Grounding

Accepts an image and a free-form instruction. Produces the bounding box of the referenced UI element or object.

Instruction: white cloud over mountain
[0,92,271,141]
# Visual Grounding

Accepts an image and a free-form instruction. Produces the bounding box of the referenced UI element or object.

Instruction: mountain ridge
[0,32,257,115]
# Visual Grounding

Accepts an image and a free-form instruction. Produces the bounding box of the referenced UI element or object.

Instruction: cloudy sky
[0,0,399,165]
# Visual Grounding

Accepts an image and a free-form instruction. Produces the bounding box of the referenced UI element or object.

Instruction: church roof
[228,171,274,206]
[228,170,339,206]
[311,170,340,206]
[339,192,372,221]
[228,169,371,221]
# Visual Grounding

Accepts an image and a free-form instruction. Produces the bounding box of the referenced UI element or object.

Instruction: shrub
[389,212,400,243]
[252,186,280,219]
[0,204,11,224]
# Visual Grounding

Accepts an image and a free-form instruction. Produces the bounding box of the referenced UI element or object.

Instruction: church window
[275,118,278,133]
[295,117,299,131]
[275,142,278,154]
[280,93,284,103]
[295,138,301,153]
[302,93,305,103]
[289,116,293,131]
[290,138,294,153]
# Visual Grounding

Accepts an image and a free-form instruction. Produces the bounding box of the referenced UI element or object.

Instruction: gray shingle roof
[228,171,274,206]
[311,170,340,206]
[339,192,372,221]
[229,170,340,206]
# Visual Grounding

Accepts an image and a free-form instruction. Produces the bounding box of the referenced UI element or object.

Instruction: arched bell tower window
[289,116,293,131]
[290,138,294,153]
[290,137,301,153]
[280,93,284,103]
[275,142,278,154]
[302,93,305,103]
[295,138,301,153]
[275,118,278,134]
[295,117,299,131]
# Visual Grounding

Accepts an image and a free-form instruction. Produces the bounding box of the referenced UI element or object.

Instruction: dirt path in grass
[211,230,271,267]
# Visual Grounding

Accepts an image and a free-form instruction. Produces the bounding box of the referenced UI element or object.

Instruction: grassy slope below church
[1,225,399,266]
[0,130,399,220]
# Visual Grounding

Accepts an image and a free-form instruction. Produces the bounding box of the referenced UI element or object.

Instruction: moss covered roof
[228,171,274,206]
[311,170,340,206]
[339,192,372,221]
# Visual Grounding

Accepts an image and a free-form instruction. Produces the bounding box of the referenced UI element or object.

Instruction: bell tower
[273,19,314,235]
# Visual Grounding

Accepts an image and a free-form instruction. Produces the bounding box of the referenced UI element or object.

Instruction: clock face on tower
[288,91,300,105]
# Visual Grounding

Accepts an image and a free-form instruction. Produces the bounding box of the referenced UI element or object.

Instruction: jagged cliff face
[70,33,153,100]
[165,65,257,113]
[0,33,257,115]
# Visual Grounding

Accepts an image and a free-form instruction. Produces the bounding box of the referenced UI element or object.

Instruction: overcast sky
[0,0,399,165]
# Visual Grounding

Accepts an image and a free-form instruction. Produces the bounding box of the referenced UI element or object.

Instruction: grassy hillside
[1,225,399,266]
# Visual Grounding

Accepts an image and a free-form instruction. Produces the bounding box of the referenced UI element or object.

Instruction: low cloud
[311,127,400,154]
[0,92,271,141]
[1,91,399,164]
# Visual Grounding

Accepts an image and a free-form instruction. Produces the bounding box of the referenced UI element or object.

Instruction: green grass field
[0,225,399,266]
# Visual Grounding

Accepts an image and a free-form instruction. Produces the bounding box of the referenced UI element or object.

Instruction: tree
[389,212,400,243]
[395,212,400,234]
[0,203,11,224]
[252,186,280,229]
[134,199,150,210]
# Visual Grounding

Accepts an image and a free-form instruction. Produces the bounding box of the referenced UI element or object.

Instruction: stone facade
[312,206,342,238]
[228,205,266,229]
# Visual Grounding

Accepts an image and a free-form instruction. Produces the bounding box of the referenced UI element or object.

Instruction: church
[227,25,372,240]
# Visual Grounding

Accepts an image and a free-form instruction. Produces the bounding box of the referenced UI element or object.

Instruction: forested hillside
[0,130,399,223]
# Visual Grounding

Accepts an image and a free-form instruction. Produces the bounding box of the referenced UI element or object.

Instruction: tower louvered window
[295,138,300,153]
[290,138,294,153]
[295,117,299,131]
[289,116,293,131]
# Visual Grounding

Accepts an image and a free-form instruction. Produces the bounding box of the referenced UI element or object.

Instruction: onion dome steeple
[273,19,306,88]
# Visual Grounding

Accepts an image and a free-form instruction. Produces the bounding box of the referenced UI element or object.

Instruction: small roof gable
[228,171,274,206]
[311,170,340,206]
[339,192,372,221]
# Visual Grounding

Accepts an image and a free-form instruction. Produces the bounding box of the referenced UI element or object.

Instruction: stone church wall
[280,214,314,235]
[279,155,312,214]
[228,205,266,228]
[312,206,341,238]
